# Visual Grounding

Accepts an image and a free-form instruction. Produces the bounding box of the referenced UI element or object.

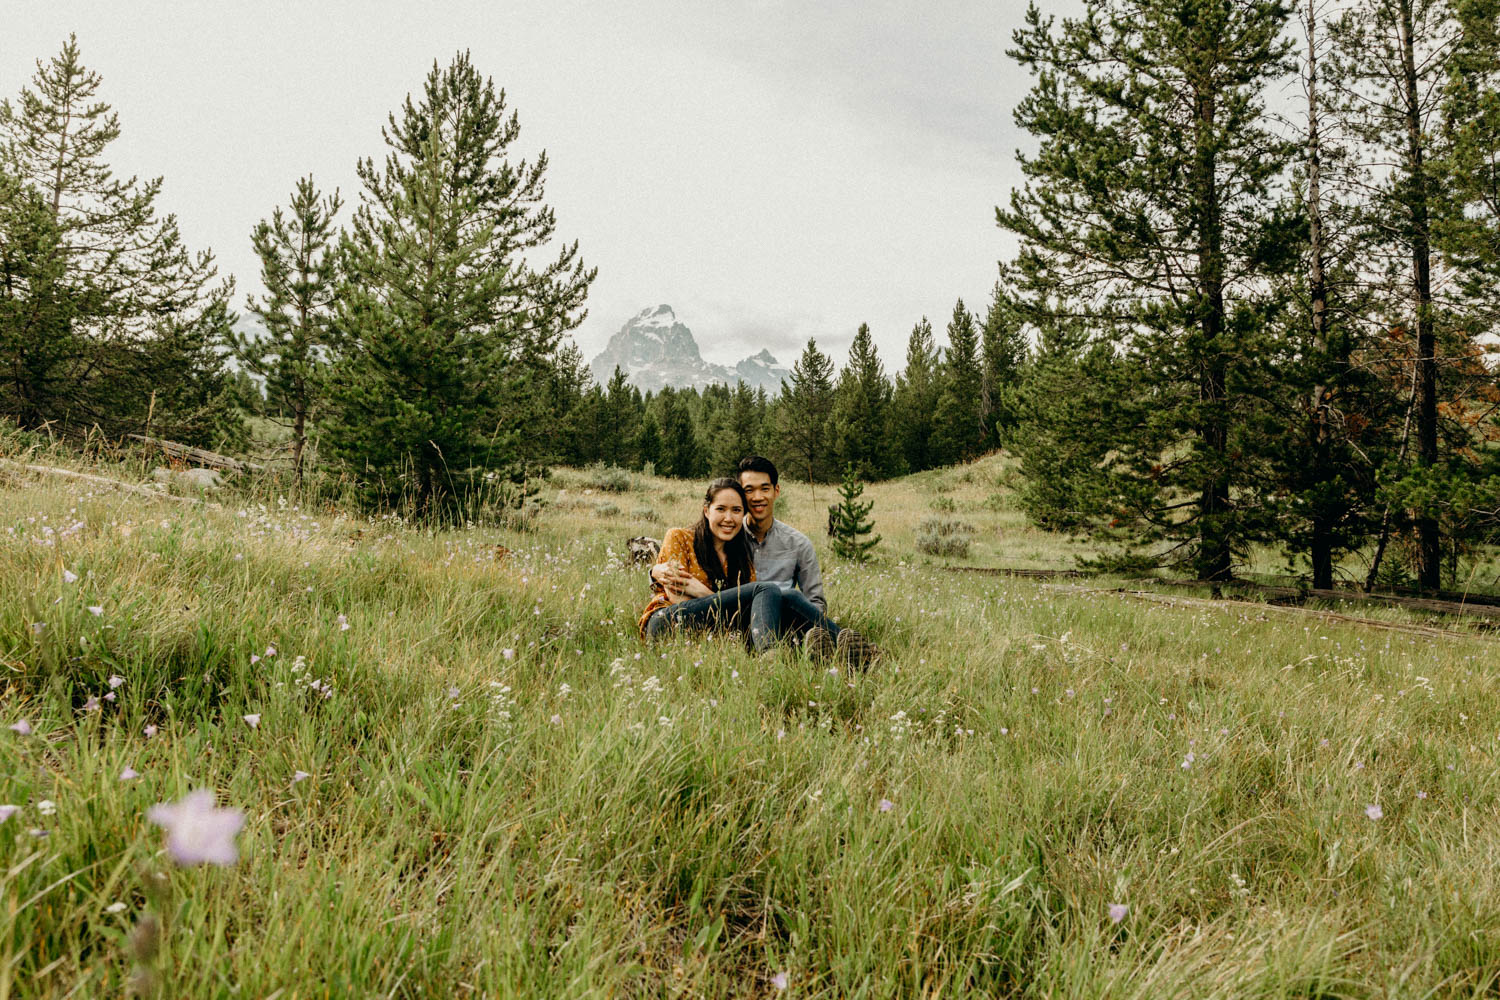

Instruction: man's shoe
[836,628,880,670]
[803,626,836,662]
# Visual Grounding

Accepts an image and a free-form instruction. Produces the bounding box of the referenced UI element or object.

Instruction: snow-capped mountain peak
[588,305,788,395]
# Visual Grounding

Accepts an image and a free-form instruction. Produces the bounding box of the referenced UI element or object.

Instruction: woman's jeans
[645,582,840,653]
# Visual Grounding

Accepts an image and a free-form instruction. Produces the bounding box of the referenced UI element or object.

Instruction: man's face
[739,471,779,525]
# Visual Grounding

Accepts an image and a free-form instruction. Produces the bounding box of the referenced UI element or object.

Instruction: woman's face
[703,488,745,543]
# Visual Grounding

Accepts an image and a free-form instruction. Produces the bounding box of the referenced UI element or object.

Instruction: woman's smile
[705,489,744,542]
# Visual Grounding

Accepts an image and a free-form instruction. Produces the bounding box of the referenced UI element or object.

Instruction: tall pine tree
[931,299,985,466]
[0,36,241,446]
[324,51,593,513]
[999,0,1296,580]
[233,176,343,483]
[892,317,941,474]
[831,323,896,479]
[979,283,1029,449]
[778,338,837,483]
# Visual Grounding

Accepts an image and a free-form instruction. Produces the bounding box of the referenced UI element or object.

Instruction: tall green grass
[2,456,1499,997]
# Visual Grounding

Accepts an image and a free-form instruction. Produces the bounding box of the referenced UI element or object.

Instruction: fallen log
[128,434,263,473]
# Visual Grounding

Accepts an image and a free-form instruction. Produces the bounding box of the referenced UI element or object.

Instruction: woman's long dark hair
[692,477,753,591]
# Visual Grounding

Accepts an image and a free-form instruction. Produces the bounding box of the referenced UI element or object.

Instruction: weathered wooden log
[127,434,263,473]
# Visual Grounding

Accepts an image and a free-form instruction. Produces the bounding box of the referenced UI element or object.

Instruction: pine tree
[0,36,241,446]
[831,323,895,479]
[323,51,594,513]
[931,299,985,466]
[602,366,641,467]
[829,463,881,562]
[891,317,940,473]
[712,380,765,474]
[778,338,837,483]
[656,387,701,478]
[1264,0,1392,590]
[979,283,1029,448]
[232,177,342,483]
[636,408,663,473]
[1332,0,1458,590]
[999,0,1296,580]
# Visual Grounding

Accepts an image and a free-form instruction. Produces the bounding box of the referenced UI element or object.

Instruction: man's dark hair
[737,455,778,486]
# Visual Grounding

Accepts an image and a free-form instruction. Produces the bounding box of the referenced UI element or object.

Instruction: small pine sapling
[830,464,881,562]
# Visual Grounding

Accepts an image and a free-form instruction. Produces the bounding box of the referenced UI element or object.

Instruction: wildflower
[105,691,117,702]
[250,654,260,665]
[878,798,894,813]
[1416,790,1428,800]
[120,767,139,781]
[108,675,125,689]
[105,902,127,914]
[63,569,78,583]
[144,724,158,738]
[0,805,17,823]
[146,790,245,866]
[292,771,310,783]
[87,606,103,616]
[242,714,261,729]
[1108,903,1129,924]
[38,800,56,815]
[550,714,562,725]
[337,615,349,631]
[83,695,100,712]
[265,646,276,657]
[771,971,788,991]
[448,687,461,701]
[31,622,45,635]
[1365,803,1383,821]
[503,648,515,660]
[9,720,31,735]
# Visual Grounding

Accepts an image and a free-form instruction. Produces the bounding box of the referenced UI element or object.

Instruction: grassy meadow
[3,444,1500,998]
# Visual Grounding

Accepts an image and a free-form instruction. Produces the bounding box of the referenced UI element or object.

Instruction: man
[652,455,878,667]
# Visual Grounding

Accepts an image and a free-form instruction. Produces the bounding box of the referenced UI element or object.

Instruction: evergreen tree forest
[6,7,1500,588]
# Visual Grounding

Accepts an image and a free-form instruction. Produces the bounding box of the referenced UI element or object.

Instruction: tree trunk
[1194,81,1233,582]
[292,402,306,487]
[1307,0,1335,591]
[1398,0,1441,590]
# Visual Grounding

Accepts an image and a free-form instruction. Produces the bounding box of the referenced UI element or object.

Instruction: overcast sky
[4,0,1048,371]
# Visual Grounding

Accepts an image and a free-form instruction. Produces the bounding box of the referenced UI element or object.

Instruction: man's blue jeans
[644,581,840,653]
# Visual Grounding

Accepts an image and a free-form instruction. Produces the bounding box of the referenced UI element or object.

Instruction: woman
[640,478,800,653]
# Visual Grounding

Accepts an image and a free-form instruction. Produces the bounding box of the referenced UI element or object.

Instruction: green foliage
[711,380,766,477]
[232,176,343,482]
[655,387,703,479]
[778,338,836,483]
[0,36,242,447]
[999,0,1297,579]
[980,283,1029,449]
[831,323,896,480]
[829,463,881,562]
[931,299,985,467]
[914,516,974,558]
[892,318,941,474]
[322,52,593,515]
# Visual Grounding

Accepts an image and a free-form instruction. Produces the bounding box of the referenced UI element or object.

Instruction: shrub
[593,501,621,516]
[583,463,634,492]
[915,517,974,558]
[630,506,660,522]
[930,496,957,513]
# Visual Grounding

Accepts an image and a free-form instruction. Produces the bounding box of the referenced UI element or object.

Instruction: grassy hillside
[2,449,1499,997]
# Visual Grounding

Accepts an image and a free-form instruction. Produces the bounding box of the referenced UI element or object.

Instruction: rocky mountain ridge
[587,305,789,395]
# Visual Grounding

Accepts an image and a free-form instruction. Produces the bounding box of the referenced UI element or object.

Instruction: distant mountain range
[587,305,790,395]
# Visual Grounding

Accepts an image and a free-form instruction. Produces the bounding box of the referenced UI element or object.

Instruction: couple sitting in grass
[638,456,878,667]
